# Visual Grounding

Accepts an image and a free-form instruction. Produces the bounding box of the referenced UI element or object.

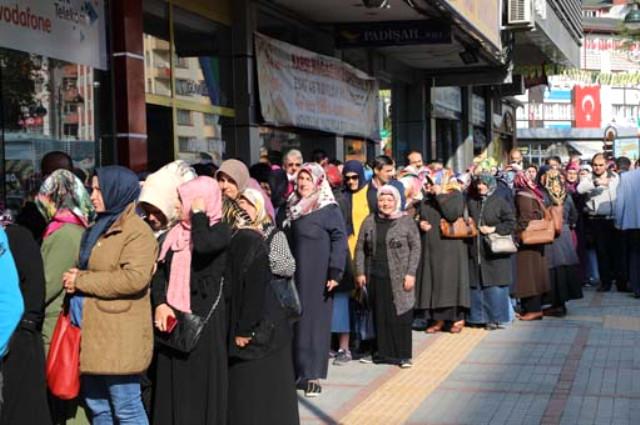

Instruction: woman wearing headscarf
[415,174,470,334]
[34,169,94,424]
[61,166,158,423]
[355,185,421,367]
[540,169,582,317]
[466,173,517,330]
[329,160,369,365]
[151,177,230,425]
[0,215,51,425]
[287,163,347,397]
[138,160,197,239]
[216,159,275,229]
[226,188,299,425]
[512,172,550,321]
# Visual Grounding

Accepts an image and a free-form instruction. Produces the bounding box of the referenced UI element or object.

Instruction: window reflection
[1,48,97,210]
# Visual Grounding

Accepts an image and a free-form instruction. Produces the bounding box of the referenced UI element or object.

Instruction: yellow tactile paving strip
[340,328,488,425]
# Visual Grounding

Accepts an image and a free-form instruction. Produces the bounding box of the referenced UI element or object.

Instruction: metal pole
[0,58,6,208]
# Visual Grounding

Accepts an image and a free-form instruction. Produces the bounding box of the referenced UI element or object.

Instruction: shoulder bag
[439,205,478,239]
[156,277,224,353]
[519,197,555,245]
[480,202,518,254]
[46,309,81,400]
[265,229,302,320]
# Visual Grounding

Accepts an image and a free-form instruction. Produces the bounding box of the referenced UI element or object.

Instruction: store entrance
[146,104,174,172]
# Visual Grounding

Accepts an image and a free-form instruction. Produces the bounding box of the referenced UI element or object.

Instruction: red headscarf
[513,171,544,201]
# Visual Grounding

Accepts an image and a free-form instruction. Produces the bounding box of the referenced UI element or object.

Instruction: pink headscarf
[159,176,222,313]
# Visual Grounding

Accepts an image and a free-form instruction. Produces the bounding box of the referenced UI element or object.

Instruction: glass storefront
[143,0,234,170]
[0,48,102,210]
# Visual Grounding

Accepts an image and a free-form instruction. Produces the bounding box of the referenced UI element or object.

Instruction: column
[110,0,147,171]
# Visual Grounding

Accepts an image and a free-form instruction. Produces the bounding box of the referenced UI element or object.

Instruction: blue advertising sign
[336,20,451,48]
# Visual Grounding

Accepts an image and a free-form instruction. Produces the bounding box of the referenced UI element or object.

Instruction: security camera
[362,0,390,8]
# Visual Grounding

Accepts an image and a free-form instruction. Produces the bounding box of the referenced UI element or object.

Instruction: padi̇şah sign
[0,0,107,69]
[335,20,451,48]
[255,32,379,140]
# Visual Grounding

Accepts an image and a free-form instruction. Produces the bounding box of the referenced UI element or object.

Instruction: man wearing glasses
[578,153,623,292]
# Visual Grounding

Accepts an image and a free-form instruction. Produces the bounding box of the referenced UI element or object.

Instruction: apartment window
[176,109,192,126]
[178,136,196,151]
[64,103,78,114]
[204,113,218,126]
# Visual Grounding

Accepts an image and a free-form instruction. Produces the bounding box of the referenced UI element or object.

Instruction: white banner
[0,0,107,69]
[255,32,379,140]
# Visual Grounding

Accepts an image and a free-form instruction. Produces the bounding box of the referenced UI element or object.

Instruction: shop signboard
[335,20,451,48]
[0,0,107,69]
[441,0,501,51]
[255,32,379,140]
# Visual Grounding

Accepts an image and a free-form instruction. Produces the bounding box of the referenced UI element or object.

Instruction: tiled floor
[299,288,640,425]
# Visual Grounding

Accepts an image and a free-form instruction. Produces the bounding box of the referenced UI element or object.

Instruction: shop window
[1,49,99,210]
[176,109,192,126]
[143,0,233,164]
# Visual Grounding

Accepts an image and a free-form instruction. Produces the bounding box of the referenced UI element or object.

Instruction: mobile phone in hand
[165,315,178,333]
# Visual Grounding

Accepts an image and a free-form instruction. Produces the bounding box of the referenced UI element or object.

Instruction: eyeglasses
[344,175,359,181]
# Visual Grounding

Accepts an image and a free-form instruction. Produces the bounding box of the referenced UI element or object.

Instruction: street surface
[298,288,640,425]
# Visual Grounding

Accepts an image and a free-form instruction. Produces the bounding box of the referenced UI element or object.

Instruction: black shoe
[485,323,498,331]
[412,318,428,331]
[596,284,611,292]
[304,381,322,397]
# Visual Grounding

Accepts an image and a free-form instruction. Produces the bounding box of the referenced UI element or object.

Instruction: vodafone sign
[574,85,601,129]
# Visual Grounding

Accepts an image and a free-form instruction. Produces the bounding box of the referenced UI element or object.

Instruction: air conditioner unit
[507,0,534,26]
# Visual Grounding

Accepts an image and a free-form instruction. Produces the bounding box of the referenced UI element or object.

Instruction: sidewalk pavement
[298,288,640,425]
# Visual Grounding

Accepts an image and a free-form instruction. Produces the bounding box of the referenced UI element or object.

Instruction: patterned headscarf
[474,172,497,197]
[286,163,337,223]
[513,171,544,201]
[544,168,566,206]
[377,184,405,220]
[239,188,271,233]
[35,169,95,233]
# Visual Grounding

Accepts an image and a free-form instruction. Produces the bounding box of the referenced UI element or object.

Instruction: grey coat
[355,214,421,315]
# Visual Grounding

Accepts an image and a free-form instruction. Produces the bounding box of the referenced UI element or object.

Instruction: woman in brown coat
[513,172,550,321]
[62,166,158,424]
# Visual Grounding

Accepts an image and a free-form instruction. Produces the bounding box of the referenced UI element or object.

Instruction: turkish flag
[574,85,601,128]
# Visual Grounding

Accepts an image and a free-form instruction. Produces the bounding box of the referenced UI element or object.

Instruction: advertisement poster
[255,32,379,140]
[0,0,107,69]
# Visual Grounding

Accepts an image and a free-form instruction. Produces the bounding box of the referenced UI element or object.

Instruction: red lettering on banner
[0,4,52,33]
[574,85,601,128]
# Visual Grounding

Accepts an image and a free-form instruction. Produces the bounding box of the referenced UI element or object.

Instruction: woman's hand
[355,275,367,288]
[62,268,79,294]
[403,275,416,292]
[419,220,432,232]
[479,225,496,235]
[191,197,205,213]
[154,303,176,332]
[326,279,339,292]
[235,336,252,347]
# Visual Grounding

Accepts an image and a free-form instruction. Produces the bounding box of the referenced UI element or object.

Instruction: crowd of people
[0,146,639,425]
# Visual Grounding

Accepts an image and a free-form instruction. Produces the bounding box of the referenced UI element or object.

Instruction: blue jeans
[82,375,148,425]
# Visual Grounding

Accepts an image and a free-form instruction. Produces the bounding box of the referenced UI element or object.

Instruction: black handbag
[156,277,224,353]
[270,276,302,320]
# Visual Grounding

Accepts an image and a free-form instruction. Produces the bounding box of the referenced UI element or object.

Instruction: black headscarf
[341,160,368,235]
[78,166,140,269]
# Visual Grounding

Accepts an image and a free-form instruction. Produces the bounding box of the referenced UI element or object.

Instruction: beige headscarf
[139,160,197,230]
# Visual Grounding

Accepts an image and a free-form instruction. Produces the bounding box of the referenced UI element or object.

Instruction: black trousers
[521,295,542,313]
[590,218,625,287]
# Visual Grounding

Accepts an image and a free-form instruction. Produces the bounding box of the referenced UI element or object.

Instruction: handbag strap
[203,277,225,323]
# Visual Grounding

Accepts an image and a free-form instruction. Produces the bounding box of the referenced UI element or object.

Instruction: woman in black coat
[415,177,470,334]
[467,173,517,330]
[0,223,51,425]
[227,187,299,425]
[151,177,230,425]
[286,163,347,397]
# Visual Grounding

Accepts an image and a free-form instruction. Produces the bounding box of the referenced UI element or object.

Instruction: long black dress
[0,225,51,425]
[151,216,231,425]
[227,229,299,425]
[370,217,412,362]
[415,191,470,321]
[290,204,347,382]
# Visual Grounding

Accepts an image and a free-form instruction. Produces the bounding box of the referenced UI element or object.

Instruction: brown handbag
[520,197,555,245]
[549,205,564,236]
[439,206,478,239]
